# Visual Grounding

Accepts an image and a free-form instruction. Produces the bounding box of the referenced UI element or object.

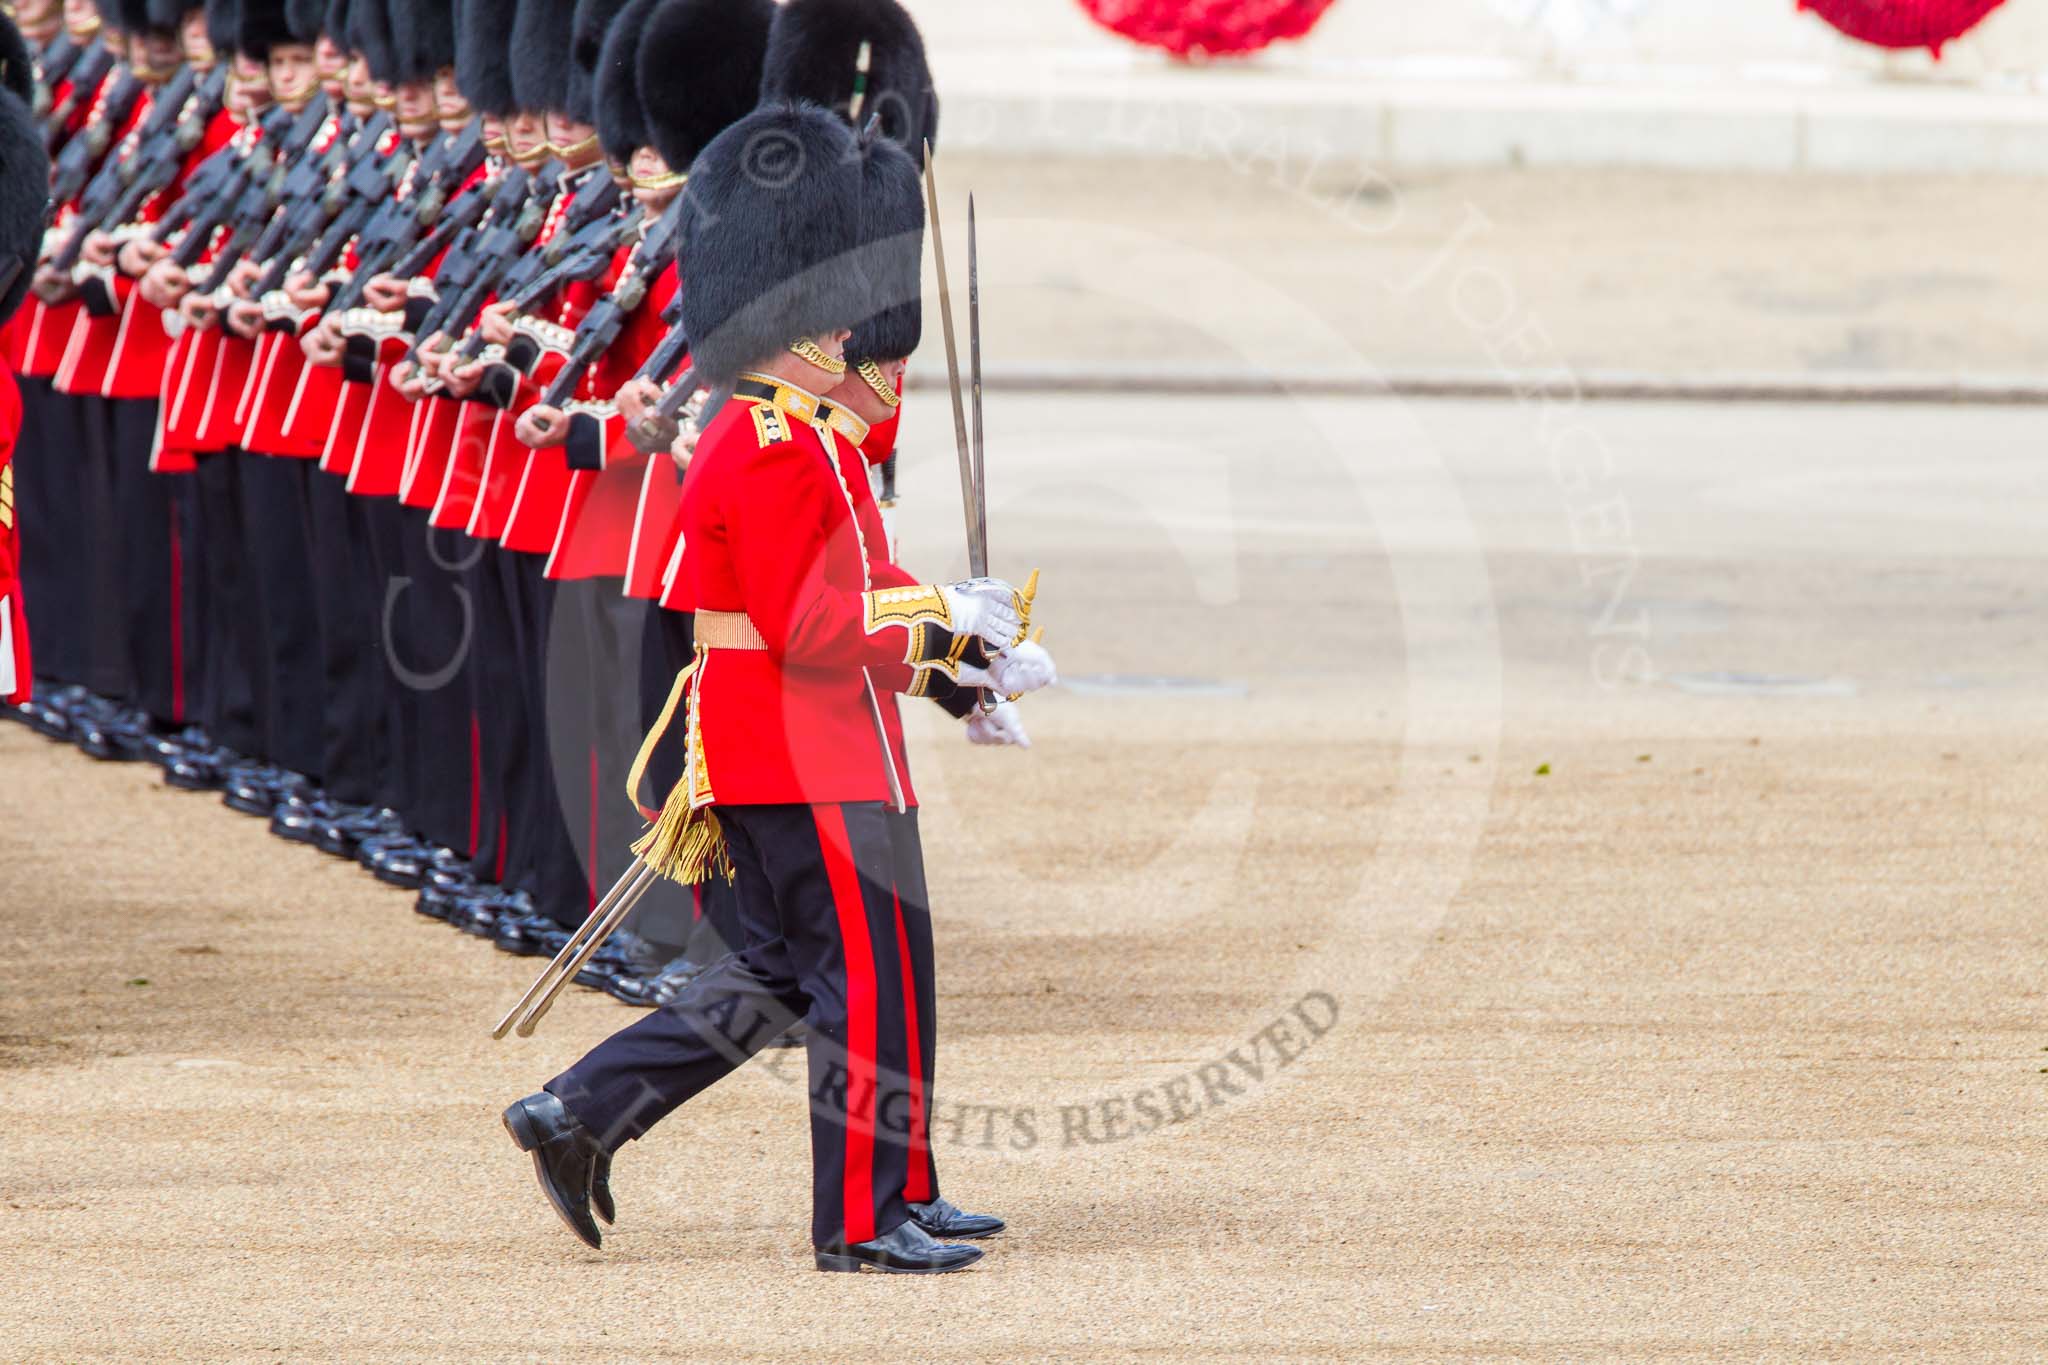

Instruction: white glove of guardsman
[965,700,1031,748]
[939,578,1026,650]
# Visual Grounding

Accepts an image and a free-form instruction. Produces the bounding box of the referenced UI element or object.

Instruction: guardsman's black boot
[502,1092,607,1250]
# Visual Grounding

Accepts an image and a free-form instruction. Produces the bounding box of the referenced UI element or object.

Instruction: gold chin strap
[67,16,99,37]
[856,359,901,409]
[632,168,686,192]
[788,338,848,376]
[373,94,397,110]
[549,131,601,159]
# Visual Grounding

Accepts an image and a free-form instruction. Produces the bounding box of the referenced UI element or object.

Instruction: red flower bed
[1076,0,1341,59]
[1796,0,2009,56]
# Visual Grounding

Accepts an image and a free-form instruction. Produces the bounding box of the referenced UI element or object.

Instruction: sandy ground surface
[938,155,2048,381]
[1,393,2043,1360]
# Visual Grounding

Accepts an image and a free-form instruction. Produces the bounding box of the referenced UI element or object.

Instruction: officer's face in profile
[395,81,437,140]
[179,9,213,66]
[432,68,467,130]
[315,35,347,95]
[504,109,549,165]
[268,42,319,107]
[228,50,272,115]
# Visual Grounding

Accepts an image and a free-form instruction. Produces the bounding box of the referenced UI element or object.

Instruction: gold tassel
[631,791,736,885]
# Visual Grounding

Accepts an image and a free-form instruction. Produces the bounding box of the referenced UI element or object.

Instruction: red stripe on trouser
[894,895,932,1204]
[814,805,880,1244]
[167,501,184,722]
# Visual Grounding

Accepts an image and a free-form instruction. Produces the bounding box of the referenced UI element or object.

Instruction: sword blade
[967,194,987,578]
[922,143,982,579]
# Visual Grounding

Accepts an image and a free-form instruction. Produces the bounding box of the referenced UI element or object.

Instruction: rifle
[625,364,700,455]
[32,32,81,122]
[407,161,560,364]
[183,98,339,292]
[47,68,142,205]
[50,65,222,273]
[321,121,487,317]
[446,171,622,369]
[632,291,689,388]
[247,111,402,298]
[327,169,491,318]
[520,195,687,424]
[41,37,112,150]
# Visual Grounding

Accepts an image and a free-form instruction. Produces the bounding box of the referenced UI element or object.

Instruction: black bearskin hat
[146,0,203,34]
[0,11,34,102]
[239,0,303,56]
[760,0,937,154]
[845,132,921,367]
[677,102,870,389]
[0,18,49,325]
[349,0,397,81]
[455,0,516,115]
[282,0,321,43]
[206,0,241,56]
[590,0,654,163]
[636,0,772,173]
[116,0,176,35]
[509,0,573,115]
[571,0,627,79]
[390,0,455,82]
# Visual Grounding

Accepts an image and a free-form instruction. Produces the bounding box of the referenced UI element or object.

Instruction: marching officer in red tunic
[502,101,1058,1275]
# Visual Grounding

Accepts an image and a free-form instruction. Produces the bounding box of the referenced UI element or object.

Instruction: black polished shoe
[136,724,211,769]
[574,930,661,991]
[165,744,236,791]
[602,954,705,1008]
[269,794,342,844]
[501,1092,606,1251]
[909,1198,1005,1240]
[222,763,292,816]
[492,909,561,957]
[16,693,73,741]
[457,886,532,938]
[415,884,461,922]
[319,808,404,858]
[815,1222,983,1274]
[364,839,436,890]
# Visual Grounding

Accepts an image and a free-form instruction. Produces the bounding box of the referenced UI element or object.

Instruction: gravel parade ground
[3,388,2042,1360]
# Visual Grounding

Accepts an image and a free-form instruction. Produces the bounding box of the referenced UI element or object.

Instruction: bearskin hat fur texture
[509,0,574,115]
[0,11,35,102]
[759,0,937,154]
[0,21,50,325]
[590,0,654,162]
[349,0,398,82]
[845,132,922,367]
[636,0,772,173]
[239,0,303,56]
[455,0,517,115]
[390,0,456,82]
[677,102,870,389]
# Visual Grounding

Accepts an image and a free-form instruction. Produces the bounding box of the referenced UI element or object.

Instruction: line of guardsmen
[5,0,1066,1274]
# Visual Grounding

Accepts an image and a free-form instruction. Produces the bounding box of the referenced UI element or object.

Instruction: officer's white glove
[988,639,1057,697]
[939,578,1022,650]
[965,701,1029,748]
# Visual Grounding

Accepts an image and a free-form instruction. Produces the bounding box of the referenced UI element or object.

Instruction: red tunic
[670,376,959,809]
[0,367,29,704]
